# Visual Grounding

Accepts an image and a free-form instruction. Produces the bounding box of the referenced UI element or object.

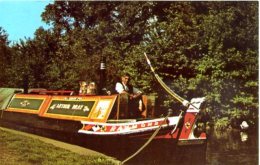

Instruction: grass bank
[0,127,120,165]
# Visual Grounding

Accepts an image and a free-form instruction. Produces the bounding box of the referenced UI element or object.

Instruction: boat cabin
[1,88,156,123]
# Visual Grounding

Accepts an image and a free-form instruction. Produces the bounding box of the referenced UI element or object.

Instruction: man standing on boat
[115,72,144,118]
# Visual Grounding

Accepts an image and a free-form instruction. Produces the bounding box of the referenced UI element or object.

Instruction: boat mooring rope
[120,114,170,164]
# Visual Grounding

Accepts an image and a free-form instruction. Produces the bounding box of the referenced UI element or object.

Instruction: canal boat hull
[0,88,207,162]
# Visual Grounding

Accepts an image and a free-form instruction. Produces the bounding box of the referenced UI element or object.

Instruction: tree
[1,2,257,128]
[0,27,11,87]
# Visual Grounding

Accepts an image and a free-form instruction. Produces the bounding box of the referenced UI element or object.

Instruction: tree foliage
[0,2,258,128]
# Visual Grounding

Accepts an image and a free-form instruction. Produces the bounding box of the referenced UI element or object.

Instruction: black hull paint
[0,111,82,133]
[0,111,207,164]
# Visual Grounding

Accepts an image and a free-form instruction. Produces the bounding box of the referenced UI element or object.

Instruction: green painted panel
[8,98,44,111]
[46,100,95,117]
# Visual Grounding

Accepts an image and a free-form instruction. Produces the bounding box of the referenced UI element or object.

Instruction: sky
[0,1,53,43]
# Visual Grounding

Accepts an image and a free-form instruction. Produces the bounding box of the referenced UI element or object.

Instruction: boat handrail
[29,89,74,95]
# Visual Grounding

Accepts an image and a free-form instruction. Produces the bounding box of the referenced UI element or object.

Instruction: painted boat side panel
[79,116,179,135]
[6,94,51,114]
[40,94,117,122]
[5,94,117,122]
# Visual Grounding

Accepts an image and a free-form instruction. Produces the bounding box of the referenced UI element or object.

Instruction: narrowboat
[0,54,208,163]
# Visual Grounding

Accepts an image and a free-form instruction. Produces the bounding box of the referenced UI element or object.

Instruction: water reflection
[206,129,258,165]
[125,129,258,165]
[124,143,207,165]
[240,132,248,142]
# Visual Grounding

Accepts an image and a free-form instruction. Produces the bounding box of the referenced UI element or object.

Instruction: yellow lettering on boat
[72,105,84,110]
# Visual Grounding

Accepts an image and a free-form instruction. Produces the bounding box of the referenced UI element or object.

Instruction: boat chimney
[23,74,29,94]
[99,56,106,94]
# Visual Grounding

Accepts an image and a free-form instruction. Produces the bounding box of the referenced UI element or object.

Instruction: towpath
[0,126,120,164]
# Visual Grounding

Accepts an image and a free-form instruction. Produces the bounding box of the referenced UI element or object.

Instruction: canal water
[126,129,258,165]
[206,130,258,165]
[0,121,258,165]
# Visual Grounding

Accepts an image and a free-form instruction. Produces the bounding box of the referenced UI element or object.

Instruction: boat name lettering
[105,121,161,132]
[147,122,153,127]
[50,103,90,111]
[71,104,84,110]
[51,104,71,109]
[132,124,137,129]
